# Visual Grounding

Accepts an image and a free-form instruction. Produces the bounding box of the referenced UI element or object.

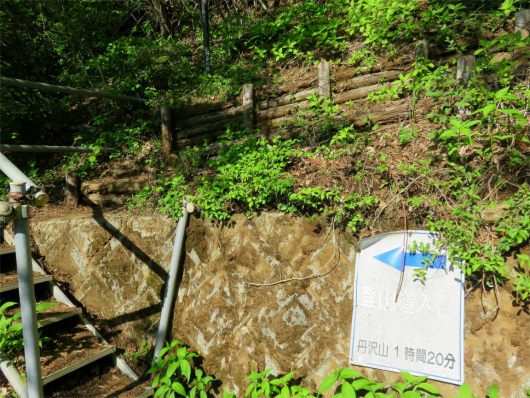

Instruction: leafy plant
[124,341,150,363]
[390,371,440,397]
[0,301,57,359]
[147,339,202,398]
[189,369,214,398]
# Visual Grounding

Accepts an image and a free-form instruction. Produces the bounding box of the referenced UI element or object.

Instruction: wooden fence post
[414,40,429,60]
[456,55,475,86]
[65,172,80,206]
[456,55,475,116]
[515,9,530,39]
[161,105,173,159]
[318,60,331,99]
[243,84,255,131]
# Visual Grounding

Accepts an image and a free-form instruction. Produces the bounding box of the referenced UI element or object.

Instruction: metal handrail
[0,155,49,397]
[0,145,117,154]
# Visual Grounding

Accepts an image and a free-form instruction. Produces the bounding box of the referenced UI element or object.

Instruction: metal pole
[0,351,28,398]
[0,153,49,208]
[0,76,147,104]
[0,153,39,190]
[0,145,117,154]
[153,207,189,359]
[12,184,43,398]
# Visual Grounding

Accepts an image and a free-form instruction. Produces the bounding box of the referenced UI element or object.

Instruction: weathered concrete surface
[30,212,530,397]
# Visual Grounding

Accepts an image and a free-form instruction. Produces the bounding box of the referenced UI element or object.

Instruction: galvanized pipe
[0,145,117,154]
[0,153,49,207]
[0,153,39,189]
[14,214,44,398]
[0,76,147,103]
[153,207,189,359]
[0,351,29,398]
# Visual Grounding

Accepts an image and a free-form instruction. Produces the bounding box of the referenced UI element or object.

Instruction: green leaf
[180,360,191,382]
[487,384,500,398]
[341,382,356,398]
[458,382,472,398]
[159,347,171,359]
[351,379,371,389]
[155,385,169,398]
[280,386,290,398]
[176,346,187,358]
[499,109,523,116]
[8,323,23,332]
[480,104,495,118]
[495,87,510,100]
[282,371,296,383]
[171,381,186,396]
[200,391,207,398]
[166,362,179,379]
[417,383,441,395]
[246,373,260,382]
[171,339,183,348]
[400,392,422,398]
[0,302,17,312]
[246,384,255,397]
[425,90,442,96]
[400,371,415,383]
[318,375,338,394]
[339,369,363,380]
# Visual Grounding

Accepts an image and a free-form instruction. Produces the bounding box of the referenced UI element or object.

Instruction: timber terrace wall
[163,11,529,152]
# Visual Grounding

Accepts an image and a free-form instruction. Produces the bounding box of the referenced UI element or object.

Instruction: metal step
[39,321,116,386]
[137,387,155,398]
[1,230,143,393]
[37,306,83,327]
[7,301,83,328]
[0,274,53,293]
[43,346,116,385]
[0,247,16,255]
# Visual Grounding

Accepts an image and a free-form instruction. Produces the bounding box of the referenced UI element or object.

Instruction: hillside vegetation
[1,0,529,395]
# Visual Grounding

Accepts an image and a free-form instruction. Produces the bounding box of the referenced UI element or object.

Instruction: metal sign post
[350,231,465,385]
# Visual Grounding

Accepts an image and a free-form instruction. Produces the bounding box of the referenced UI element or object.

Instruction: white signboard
[349,231,464,385]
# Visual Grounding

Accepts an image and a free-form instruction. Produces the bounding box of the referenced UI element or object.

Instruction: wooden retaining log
[258,100,311,121]
[81,181,150,193]
[175,129,227,147]
[176,99,237,119]
[333,57,410,82]
[335,70,403,93]
[177,106,244,130]
[333,79,411,105]
[82,194,129,206]
[259,97,434,135]
[257,88,315,110]
[177,115,244,139]
[199,97,434,157]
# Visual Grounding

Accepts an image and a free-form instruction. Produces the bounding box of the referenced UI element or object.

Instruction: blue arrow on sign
[374,247,446,271]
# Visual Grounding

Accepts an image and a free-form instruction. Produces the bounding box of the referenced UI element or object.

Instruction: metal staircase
[0,231,153,397]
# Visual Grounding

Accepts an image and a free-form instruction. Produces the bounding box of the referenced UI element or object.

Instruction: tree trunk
[202,0,211,74]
